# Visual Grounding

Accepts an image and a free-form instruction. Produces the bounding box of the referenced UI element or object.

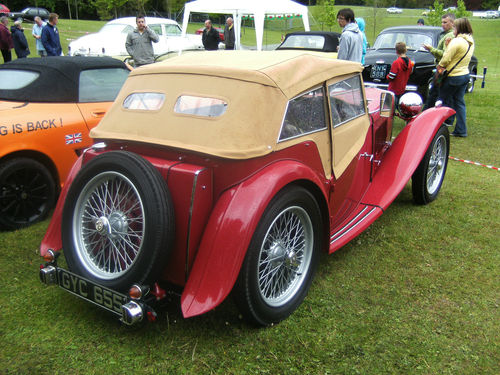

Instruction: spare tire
[62,151,174,292]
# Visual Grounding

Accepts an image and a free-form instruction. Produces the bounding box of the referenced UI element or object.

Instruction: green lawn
[1,9,499,375]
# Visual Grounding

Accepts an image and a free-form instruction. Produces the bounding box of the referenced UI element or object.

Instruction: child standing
[386,42,414,105]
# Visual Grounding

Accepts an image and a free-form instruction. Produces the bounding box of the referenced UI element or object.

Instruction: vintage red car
[40,51,453,326]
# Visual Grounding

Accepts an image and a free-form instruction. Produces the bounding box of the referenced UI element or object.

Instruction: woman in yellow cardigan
[437,18,474,137]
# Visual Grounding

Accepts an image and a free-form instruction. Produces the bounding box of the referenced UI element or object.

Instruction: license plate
[370,64,387,79]
[56,268,127,316]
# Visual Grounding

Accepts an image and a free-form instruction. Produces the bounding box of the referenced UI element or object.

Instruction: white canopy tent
[181,0,310,51]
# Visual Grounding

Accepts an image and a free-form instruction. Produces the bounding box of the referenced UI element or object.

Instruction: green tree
[427,0,444,26]
[481,0,498,10]
[455,0,472,18]
[91,0,130,19]
[318,0,337,31]
[428,0,472,26]
[164,0,187,16]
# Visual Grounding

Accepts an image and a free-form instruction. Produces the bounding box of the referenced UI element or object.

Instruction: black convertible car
[277,31,340,55]
[363,26,478,99]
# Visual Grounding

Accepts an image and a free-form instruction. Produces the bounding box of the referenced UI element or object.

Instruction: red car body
[0,3,9,15]
[40,51,453,326]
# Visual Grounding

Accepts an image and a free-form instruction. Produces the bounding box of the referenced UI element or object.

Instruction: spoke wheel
[412,125,450,205]
[62,151,174,290]
[234,186,322,326]
[0,158,56,230]
[258,206,314,307]
[72,171,145,279]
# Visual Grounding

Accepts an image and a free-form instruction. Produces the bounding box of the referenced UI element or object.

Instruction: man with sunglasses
[336,8,363,63]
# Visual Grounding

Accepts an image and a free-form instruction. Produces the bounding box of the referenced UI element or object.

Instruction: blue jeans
[439,74,469,136]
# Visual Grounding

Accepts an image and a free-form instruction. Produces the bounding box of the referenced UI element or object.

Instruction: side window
[149,24,163,36]
[174,95,227,117]
[79,68,129,103]
[279,87,327,141]
[122,25,134,34]
[0,70,39,89]
[328,75,366,127]
[165,24,182,36]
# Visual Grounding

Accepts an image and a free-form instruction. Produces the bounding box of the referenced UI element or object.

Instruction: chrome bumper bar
[364,83,418,91]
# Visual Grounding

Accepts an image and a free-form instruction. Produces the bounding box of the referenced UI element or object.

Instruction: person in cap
[11,20,30,58]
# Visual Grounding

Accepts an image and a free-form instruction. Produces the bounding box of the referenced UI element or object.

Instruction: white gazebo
[181,0,310,51]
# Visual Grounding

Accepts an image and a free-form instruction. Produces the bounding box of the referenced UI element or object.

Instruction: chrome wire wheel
[426,134,447,195]
[72,171,145,279]
[257,205,314,307]
[412,125,449,205]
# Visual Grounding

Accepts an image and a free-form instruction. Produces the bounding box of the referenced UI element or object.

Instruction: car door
[326,73,373,228]
[150,23,167,55]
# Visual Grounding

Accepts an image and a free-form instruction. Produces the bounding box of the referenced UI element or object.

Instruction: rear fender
[181,160,328,318]
[363,106,454,209]
[40,155,83,256]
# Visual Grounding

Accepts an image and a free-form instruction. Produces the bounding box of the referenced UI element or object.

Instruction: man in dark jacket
[0,16,13,63]
[41,13,62,56]
[11,20,30,58]
[224,17,235,50]
[202,20,219,50]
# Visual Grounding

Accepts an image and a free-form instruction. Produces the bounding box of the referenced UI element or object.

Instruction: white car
[69,17,203,57]
[481,11,499,19]
[387,7,403,14]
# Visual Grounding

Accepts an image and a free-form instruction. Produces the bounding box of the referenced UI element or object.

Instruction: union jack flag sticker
[65,133,82,145]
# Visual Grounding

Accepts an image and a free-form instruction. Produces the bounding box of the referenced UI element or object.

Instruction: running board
[329,203,383,253]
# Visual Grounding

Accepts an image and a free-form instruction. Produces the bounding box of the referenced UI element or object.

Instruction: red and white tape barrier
[449,156,499,171]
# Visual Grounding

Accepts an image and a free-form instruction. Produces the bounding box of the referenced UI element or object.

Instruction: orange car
[0,56,129,230]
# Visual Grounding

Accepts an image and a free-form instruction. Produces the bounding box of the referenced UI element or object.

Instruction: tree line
[3,0,492,21]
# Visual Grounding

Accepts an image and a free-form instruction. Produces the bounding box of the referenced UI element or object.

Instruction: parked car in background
[363,26,478,99]
[276,31,340,57]
[69,17,203,58]
[0,57,129,230]
[0,3,9,16]
[40,51,454,328]
[480,11,499,19]
[9,7,49,21]
[195,26,224,41]
[387,7,403,14]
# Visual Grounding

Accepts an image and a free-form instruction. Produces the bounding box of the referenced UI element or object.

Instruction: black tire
[412,125,450,205]
[0,157,56,230]
[62,151,174,291]
[234,186,322,326]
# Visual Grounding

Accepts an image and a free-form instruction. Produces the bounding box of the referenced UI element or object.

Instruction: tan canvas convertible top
[91,51,363,159]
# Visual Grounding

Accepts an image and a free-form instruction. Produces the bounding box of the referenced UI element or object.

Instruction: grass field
[1,7,499,375]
